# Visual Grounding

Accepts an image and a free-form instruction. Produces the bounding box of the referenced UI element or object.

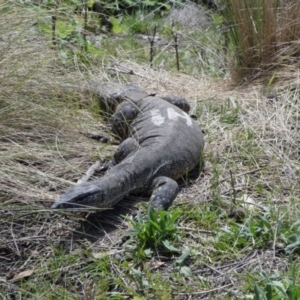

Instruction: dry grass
[1,1,300,298]
[223,0,300,81]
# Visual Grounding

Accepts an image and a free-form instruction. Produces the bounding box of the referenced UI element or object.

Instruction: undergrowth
[1,1,300,299]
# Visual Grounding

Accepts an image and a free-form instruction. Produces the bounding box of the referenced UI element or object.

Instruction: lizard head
[51,181,107,209]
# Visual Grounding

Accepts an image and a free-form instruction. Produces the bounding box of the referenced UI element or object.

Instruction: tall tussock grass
[222,0,300,81]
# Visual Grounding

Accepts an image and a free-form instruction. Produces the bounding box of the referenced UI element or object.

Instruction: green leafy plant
[174,248,192,277]
[110,16,127,33]
[215,212,275,250]
[215,210,300,256]
[124,206,181,258]
[219,106,240,124]
[106,0,172,13]
[284,220,300,255]
[253,269,300,300]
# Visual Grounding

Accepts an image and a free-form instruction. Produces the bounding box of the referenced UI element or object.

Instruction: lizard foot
[150,176,179,210]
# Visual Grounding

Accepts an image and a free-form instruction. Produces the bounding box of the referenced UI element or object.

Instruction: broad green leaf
[144,248,153,257]
[254,284,262,300]
[176,248,190,265]
[179,266,192,277]
[266,283,272,300]
[285,241,300,254]
[149,220,162,232]
[162,240,179,252]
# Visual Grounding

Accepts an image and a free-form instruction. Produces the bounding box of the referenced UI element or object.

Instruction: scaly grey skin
[51,83,204,210]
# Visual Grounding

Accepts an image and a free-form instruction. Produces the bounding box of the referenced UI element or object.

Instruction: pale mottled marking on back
[150,109,165,126]
[167,107,193,126]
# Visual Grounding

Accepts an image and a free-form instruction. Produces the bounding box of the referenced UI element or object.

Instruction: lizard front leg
[110,100,139,139]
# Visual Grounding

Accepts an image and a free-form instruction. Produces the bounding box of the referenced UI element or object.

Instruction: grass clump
[222,0,300,81]
[250,263,300,300]
[215,210,291,252]
[124,206,182,258]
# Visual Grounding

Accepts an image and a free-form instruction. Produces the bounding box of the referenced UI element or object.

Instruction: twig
[178,226,216,235]
[77,161,104,184]
[1,235,48,245]
[194,250,258,276]
[201,261,224,276]
[51,1,60,47]
[229,169,236,207]
[51,15,56,46]
[107,65,149,79]
[147,25,157,67]
[172,22,180,71]
[83,0,88,42]
[178,283,233,296]
[218,167,262,185]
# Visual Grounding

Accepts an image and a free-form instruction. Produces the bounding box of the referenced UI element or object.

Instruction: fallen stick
[77,161,104,184]
[106,64,150,79]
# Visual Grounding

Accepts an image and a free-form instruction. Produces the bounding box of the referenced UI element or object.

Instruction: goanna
[51,82,204,210]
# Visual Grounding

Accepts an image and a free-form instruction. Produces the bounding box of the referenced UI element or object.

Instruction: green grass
[29,0,229,75]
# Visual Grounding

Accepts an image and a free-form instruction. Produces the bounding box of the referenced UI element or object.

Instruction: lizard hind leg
[150,176,179,210]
